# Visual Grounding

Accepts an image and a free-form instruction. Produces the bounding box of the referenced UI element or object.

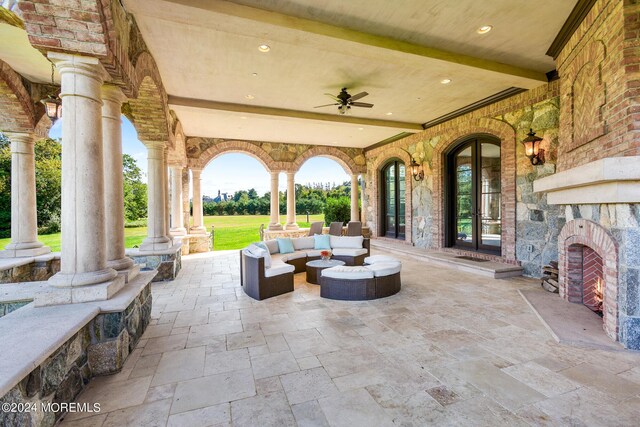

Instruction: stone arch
[432,117,517,260]
[558,219,619,340]
[126,52,170,144]
[0,59,39,133]
[293,146,361,175]
[167,119,187,166]
[191,139,281,172]
[369,146,413,244]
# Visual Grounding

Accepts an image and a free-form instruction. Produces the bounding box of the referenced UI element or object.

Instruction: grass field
[0,214,324,252]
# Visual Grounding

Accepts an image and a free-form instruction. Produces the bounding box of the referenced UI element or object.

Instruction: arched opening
[295,156,352,225]
[200,152,272,249]
[380,159,406,239]
[445,136,501,253]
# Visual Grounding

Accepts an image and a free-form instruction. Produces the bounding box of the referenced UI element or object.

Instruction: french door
[382,160,405,239]
[447,138,501,253]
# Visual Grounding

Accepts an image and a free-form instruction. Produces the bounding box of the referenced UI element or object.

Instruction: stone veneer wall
[0,257,60,284]
[129,247,182,282]
[364,82,562,276]
[562,206,640,348]
[0,284,152,427]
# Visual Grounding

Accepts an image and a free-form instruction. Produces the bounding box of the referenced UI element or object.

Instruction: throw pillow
[276,238,295,254]
[313,233,331,250]
[247,244,272,268]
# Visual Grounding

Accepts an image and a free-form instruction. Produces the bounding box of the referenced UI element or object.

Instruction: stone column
[101,85,134,272]
[350,174,359,222]
[268,171,282,230]
[284,172,298,230]
[182,168,190,231]
[47,53,118,289]
[163,148,172,240]
[0,132,50,258]
[170,166,186,235]
[139,141,172,251]
[360,173,367,223]
[190,168,206,234]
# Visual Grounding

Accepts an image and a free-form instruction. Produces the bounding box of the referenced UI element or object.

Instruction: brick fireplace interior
[567,244,604,316]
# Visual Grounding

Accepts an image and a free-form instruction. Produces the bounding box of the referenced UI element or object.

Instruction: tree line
[0,135,148,237]
[202,181,357,224]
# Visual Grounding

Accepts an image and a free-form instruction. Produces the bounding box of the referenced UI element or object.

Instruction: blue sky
[49,116,349,197]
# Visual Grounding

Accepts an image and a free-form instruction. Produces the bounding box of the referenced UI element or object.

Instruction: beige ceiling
[0,23,55,84]
[138,1,575,147]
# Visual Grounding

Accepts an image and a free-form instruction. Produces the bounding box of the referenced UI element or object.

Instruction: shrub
[323,197,351,226]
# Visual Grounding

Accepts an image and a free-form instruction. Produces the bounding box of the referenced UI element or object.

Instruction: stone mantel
[533,156,640,205]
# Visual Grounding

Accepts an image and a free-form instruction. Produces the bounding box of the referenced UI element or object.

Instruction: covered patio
[2,0,640,425]
[61,250,640,426]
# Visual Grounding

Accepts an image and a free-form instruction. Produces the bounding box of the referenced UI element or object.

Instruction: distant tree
[247,188,258,199]
[122,154,147,221]
[323,196,350,225]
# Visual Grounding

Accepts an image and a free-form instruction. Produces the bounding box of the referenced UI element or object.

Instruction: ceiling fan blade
[324,93,341,102]
[314,103,340,108]
[349,91,369,101]
[350,102,374,108]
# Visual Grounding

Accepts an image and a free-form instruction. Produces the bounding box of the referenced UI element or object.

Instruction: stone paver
[61,250,640,426]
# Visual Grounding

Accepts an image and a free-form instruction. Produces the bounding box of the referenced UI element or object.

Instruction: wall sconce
[410,158,424,181]
[521,128,545,165]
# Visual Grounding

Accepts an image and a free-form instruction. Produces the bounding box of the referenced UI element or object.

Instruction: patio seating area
[2,0,640,425]
[57,250,640,426]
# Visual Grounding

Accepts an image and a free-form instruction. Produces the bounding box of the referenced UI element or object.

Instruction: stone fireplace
[558,219,618,342]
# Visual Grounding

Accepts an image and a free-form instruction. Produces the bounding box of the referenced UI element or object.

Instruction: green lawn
[0,214,324,252]
[206,214,324,250]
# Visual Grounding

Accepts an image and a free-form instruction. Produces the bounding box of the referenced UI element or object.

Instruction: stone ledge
[533,156,640,204]
[0,271,156,398]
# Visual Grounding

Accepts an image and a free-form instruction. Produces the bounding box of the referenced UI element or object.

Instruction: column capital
[141,140,166,150]
[101,84,126,104]
[191,167,203,176]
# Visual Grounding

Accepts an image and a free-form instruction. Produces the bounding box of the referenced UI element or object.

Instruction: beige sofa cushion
[329,236,364,249]
[332,248,367,257]
[321,266,374,280]
[365,262,401,277]
[292,237,315,250]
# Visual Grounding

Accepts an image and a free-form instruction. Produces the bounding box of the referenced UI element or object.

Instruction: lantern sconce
[410,158,424,181]
[39,62,62,124]
[521,128,545,165]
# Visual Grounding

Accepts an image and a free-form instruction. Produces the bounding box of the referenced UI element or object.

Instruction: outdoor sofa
[239,235,370,300]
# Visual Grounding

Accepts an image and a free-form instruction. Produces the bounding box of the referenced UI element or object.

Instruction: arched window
[446,137,501,253]
[381,159,405,239]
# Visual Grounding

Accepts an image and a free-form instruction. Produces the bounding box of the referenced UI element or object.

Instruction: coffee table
[306,259,345,284]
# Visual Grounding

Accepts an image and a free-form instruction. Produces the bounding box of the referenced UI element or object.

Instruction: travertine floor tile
[59,250,640,426]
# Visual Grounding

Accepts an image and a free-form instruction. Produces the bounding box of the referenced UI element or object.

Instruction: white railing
[1,0,18,11]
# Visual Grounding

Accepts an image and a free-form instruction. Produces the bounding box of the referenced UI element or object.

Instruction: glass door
[448,139,501,253]
[382,160,405,239]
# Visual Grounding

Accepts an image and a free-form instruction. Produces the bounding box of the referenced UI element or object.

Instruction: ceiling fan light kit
[314,87,374,115]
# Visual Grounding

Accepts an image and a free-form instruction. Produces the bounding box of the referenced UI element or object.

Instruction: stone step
[370,239,522,279]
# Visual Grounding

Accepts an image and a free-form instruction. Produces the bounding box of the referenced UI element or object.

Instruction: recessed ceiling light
[357,127,364,131]
[240,116,247,119]
[440,78,452,84]
[251,72,258,77]
[385,112,393,116]
[258,44,270,52]
[416,97,422,100]
[476,25,492,34]
[245,94,255,100]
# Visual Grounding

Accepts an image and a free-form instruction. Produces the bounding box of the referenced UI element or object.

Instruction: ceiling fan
[314,88,373,114]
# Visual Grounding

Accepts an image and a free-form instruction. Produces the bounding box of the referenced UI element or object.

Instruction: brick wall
[0,59,37,133]
[556,0,640,170]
